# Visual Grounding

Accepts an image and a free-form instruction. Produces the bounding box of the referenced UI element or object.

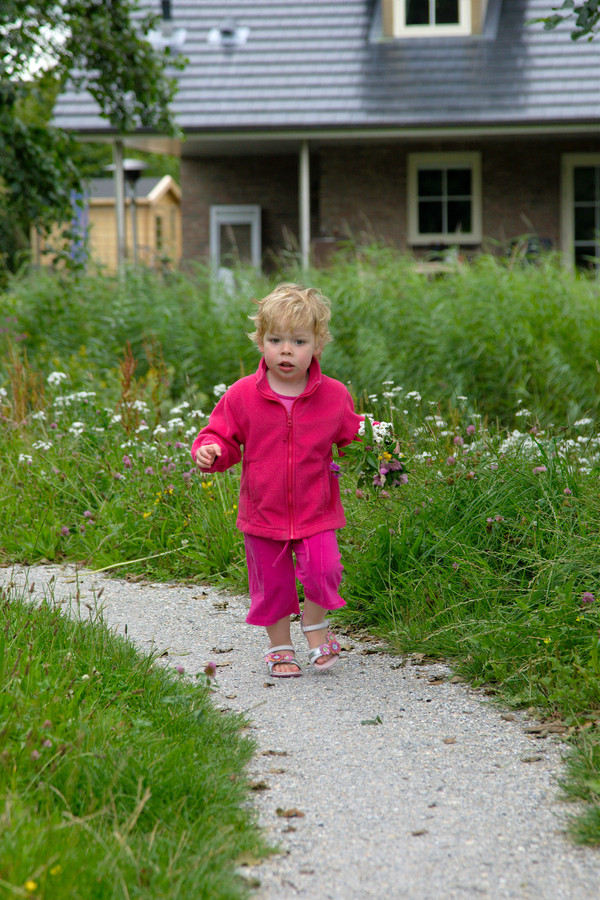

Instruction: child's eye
[295,340,305,345]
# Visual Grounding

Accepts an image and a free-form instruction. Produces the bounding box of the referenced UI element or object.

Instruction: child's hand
[195,443,222,469]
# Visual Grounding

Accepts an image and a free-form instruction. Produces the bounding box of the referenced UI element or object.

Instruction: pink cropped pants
[243,530,346,626]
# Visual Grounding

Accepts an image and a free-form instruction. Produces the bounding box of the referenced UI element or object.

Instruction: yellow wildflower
[24,881,37,892]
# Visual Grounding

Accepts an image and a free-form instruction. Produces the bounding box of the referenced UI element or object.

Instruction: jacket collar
[255,355,322,398]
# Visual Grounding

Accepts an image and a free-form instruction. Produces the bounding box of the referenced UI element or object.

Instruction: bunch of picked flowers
[340,415,408,494]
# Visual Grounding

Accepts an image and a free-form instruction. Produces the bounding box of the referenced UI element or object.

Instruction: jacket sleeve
[335,390,364,449]
[190,390,244,472]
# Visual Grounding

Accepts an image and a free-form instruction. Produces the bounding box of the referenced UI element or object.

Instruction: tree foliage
[532,0,600,40]
[0,0,182,261]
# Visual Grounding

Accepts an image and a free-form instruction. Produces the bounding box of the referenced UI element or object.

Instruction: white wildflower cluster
[0,386,8,399]
[47,371,68,387]
[68,422,85,435]
[18,453,33,464]
[213,383,228,398]
[167,417,185,431]
[32,440,52,451]
[359,416,394,443]
[405,391,422,402]
[30,410,46,421]
[54,391,96,408]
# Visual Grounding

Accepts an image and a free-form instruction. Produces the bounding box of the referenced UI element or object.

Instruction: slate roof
[52,0,600,140]
[88,176,163,199]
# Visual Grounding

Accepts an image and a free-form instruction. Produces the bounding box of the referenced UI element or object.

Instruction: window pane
[418,169,443,197]
[447,168,471,196]
[436,0,459,23]
[220,223,252,265]
[406,0,429,25]
[447,200,472,233]
[575,244,599,270]
[419,200,443,234]
[574,167,598,203]
[574,206,597,242]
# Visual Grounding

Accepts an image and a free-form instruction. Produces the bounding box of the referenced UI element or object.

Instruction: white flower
[190,409,205,419]
[32,441,52,451]
[0,386,7,398]
[47,371,68,386]
[213,383,228,398]
[30,410,46,421]
[18,453,33,464]
[405,391,422,402]
[574,417,593,427]
[69,422,85,435]
[514,409,531,418]
[170,401,190,415]
[167,417,185,430]
[153,425,167,436]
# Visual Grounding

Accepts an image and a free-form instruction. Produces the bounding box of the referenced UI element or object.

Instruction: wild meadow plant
[0,369,246,584]
[0,584,266,898]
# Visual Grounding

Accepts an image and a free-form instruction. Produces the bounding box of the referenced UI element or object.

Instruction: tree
[532,0,600,40]
[0,0,182,265]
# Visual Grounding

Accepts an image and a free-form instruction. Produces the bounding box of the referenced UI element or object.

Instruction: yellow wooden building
[31,175,182,270]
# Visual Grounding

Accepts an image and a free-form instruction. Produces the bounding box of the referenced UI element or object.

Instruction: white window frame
[394,0,472,37]
[561,153,600,270]
[209,204,261,271]
[407,152,482,245]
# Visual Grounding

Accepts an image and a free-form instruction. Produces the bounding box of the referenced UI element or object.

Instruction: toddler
[192,283,362,676]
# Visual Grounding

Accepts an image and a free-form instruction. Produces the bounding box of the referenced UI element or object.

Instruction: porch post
[112,139,126,271]
[299,140,310,269]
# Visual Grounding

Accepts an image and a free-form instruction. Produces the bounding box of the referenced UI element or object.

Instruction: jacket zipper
[286,410,295,538]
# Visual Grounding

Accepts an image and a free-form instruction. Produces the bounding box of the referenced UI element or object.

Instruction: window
[209,205,261,274]
[155,215,163,253]
[386,0,472,36]
[561,154,600,271]
[408,153,482,245]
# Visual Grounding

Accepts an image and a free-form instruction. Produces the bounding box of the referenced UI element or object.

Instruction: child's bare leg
[302,598,335,666]
[266,616,301,674]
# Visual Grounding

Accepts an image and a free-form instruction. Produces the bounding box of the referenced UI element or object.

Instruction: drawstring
[302,538,310,563]
[272,540,291,567]
[271,538,310,566]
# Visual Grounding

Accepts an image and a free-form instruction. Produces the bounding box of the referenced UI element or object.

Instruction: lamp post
[106,157,147,265]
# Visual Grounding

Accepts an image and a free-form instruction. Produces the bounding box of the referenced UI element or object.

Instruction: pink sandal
[301,619,341,671]
[265,645,302,678]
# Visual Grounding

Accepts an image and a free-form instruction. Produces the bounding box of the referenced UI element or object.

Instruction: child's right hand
[195,443,222,469]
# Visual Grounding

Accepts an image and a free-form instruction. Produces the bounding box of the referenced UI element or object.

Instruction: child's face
[258,321,318,392]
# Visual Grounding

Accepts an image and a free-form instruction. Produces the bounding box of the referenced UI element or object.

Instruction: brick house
[52,0,600,271]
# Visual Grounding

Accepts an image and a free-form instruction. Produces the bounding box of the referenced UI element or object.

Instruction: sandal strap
[265,644,296,655]
[301,619,331,634]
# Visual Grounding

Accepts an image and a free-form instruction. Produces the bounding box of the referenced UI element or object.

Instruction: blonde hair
[248,283,332,354]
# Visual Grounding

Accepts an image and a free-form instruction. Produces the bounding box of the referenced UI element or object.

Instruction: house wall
[181,154,307,263]
[180,136,600,265]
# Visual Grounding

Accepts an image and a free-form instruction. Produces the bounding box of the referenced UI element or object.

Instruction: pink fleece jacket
[191,357,362,541]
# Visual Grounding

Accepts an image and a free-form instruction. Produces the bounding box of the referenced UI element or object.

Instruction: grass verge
[0,583,267,899]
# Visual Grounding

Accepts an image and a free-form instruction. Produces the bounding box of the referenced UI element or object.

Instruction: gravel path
[3,562,600,899]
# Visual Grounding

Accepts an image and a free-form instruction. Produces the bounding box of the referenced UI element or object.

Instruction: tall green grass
[2,249,600,426]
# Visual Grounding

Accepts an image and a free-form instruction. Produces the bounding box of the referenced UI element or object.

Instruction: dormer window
[381,0,476,37]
